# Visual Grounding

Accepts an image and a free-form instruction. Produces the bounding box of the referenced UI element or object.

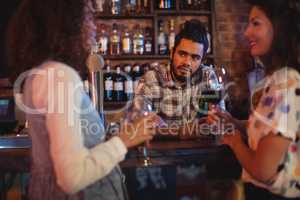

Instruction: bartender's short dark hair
[246,0,300,72]
[173,19,209,57]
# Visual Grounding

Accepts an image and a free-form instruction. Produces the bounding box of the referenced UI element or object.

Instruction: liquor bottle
[187,0,193,9]
[98,24,109,55]
[123,64,134,101]
[122,27,132,54]
[132,64,143,94]
[136,0,142,14]
[165,0,171,9]
[111,0,121,15]
[126,0,136,14]
[142,0,149,12]
[144,27,153,54]
[206,28,212,54]
[95,0,104,12]
[104,61,114,101]
[159,0,164,9]
[158,21,168,55]
[168,19,175,54]
[181,0,193,9]
[110,23,121,55]
[133,24,144,55]
[113,65,125,101]
[142,63,151,75]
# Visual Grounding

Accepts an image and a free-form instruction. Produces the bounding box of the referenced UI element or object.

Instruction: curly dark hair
[6,0,95,82]
[246,0,300,72]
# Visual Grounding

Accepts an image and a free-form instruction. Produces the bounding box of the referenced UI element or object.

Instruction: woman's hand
[207,106,235,125]
[220,129,243,148]
[118,112,161,148]
[207,106,247,137]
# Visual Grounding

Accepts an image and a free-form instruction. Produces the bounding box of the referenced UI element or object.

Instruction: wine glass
[199,65,226,142]
[138,101,153,166]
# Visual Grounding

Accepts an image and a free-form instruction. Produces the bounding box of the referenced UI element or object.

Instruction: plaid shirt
[129,64,209,126]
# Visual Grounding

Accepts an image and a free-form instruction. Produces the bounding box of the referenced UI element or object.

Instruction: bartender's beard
[170,62,193,84]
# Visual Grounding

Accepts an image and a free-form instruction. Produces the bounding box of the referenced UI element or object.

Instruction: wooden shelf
[103,54,214,61]
[104,101,129,110]
[103,54,170,60]
[95,13,154,19]
[154,10,212,16]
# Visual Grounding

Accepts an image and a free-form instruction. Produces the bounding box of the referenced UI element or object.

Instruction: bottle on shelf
[98,24,109,55]
[126,0,136,15]
[123,64,134,101]
[122,27,132,54]
[205,24,212,54]
[142,63,151,75]
[111,0,121,15]
[104,61,114,101]
[95,0,105,12]
[133,24,145,55]
[110,23,121,55]
[187,0,193,9]
[206,30,211,54]
[132,64,143,94]
[159,0,165,9]
[168,19,176,54]
[158,20,168,55]
[158,0,172,9]
[136,0,142,14]
[181,0,193,9]
[196,0,209,10]
[113,65,125,101]
[144,26,153,54]
[142,0,149,13]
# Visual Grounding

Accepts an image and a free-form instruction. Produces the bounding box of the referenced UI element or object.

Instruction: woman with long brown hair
[212,0,300,199]
[6,0,160,199]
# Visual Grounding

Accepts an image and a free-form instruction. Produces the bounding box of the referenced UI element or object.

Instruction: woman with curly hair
[6,0,160,199]
[210,0,300,199]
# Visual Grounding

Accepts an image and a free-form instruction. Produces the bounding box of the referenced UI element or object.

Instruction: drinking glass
[138,100,153,166]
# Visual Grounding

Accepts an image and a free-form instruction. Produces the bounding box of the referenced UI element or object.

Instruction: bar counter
[0,135,242,199]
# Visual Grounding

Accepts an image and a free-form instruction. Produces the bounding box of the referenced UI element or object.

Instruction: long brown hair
[6,0,95,82]
[246,0,300,73]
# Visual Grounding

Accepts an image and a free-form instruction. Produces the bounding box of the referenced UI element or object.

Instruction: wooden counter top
[0,135,241,179]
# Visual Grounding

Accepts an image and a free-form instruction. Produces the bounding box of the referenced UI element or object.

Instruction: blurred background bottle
[122,27,132,54]
[144,27,153,54]
[158,20,168,55]
[132,64,143,94]
[111,0,121,15]
[98,24,109,55]
[168,19,175,54]
[133,24,145,55]
[104,61,113,101]
[123,64,134,101]
[110,23,121,55]
[113,65,125,101]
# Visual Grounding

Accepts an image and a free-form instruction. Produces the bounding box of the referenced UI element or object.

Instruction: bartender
[129,19,219,138]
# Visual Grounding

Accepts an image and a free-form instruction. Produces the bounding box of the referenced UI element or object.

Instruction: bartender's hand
[118,112,161,148]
